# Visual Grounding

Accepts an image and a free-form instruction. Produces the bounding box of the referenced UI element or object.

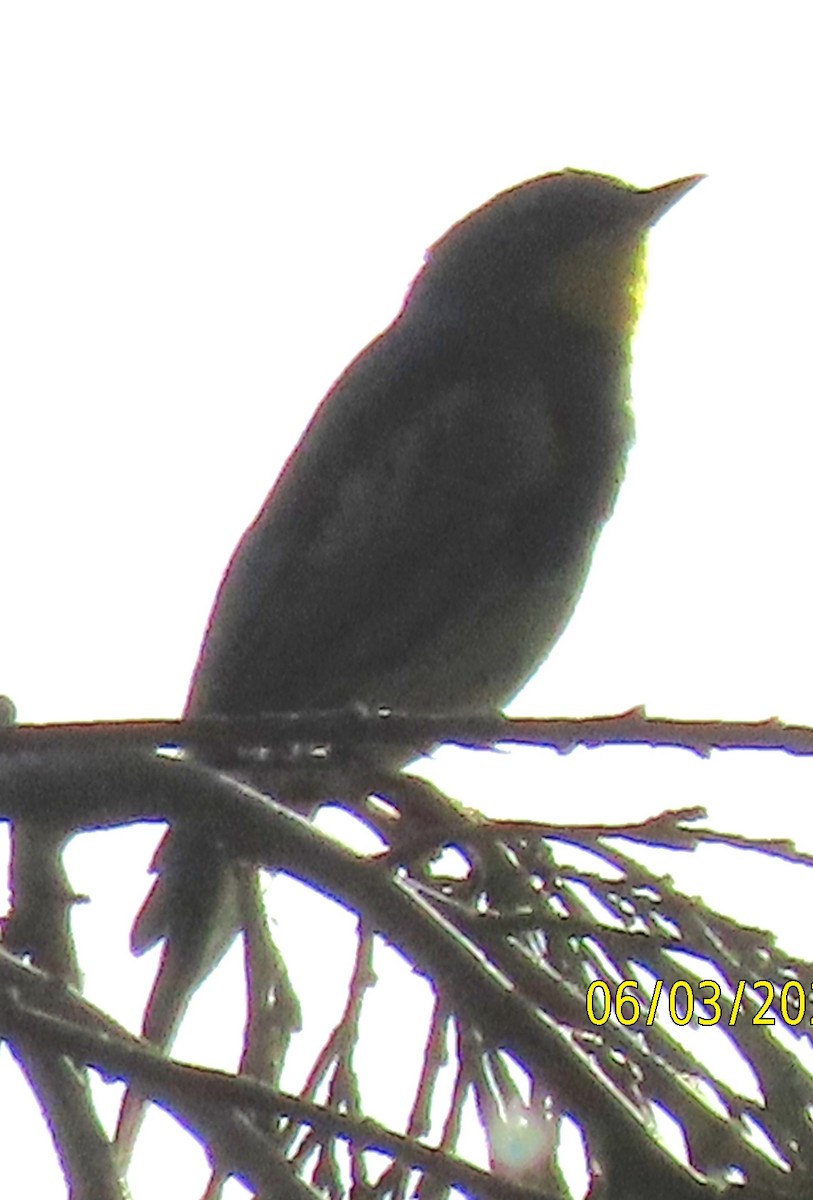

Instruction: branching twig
[0,968,552,1200]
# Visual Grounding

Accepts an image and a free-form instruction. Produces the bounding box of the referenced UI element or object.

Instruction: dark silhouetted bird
[117,167,701,1160]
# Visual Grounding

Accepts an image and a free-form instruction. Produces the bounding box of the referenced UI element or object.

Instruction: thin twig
[2,706,813,758]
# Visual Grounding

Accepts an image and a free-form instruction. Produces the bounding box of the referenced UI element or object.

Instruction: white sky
[0,4,811,1198]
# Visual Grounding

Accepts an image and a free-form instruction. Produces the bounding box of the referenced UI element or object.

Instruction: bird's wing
[186,323,614,717]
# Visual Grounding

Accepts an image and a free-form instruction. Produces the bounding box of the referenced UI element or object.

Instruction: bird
[182,169,700,725]
[117,167,701,1160]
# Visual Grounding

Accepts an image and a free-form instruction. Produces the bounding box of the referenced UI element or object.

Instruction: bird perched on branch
[118,167,701,1159]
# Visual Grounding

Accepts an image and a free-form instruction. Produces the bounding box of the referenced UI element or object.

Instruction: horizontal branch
[1,706,812,758]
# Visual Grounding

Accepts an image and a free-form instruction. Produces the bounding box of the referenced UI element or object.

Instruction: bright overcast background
[1,4,811,1198]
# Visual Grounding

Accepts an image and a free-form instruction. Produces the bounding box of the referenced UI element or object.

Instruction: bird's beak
[644,174,705,223]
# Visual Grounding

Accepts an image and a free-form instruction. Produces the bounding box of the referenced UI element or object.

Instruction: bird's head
[407,169,702,339]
